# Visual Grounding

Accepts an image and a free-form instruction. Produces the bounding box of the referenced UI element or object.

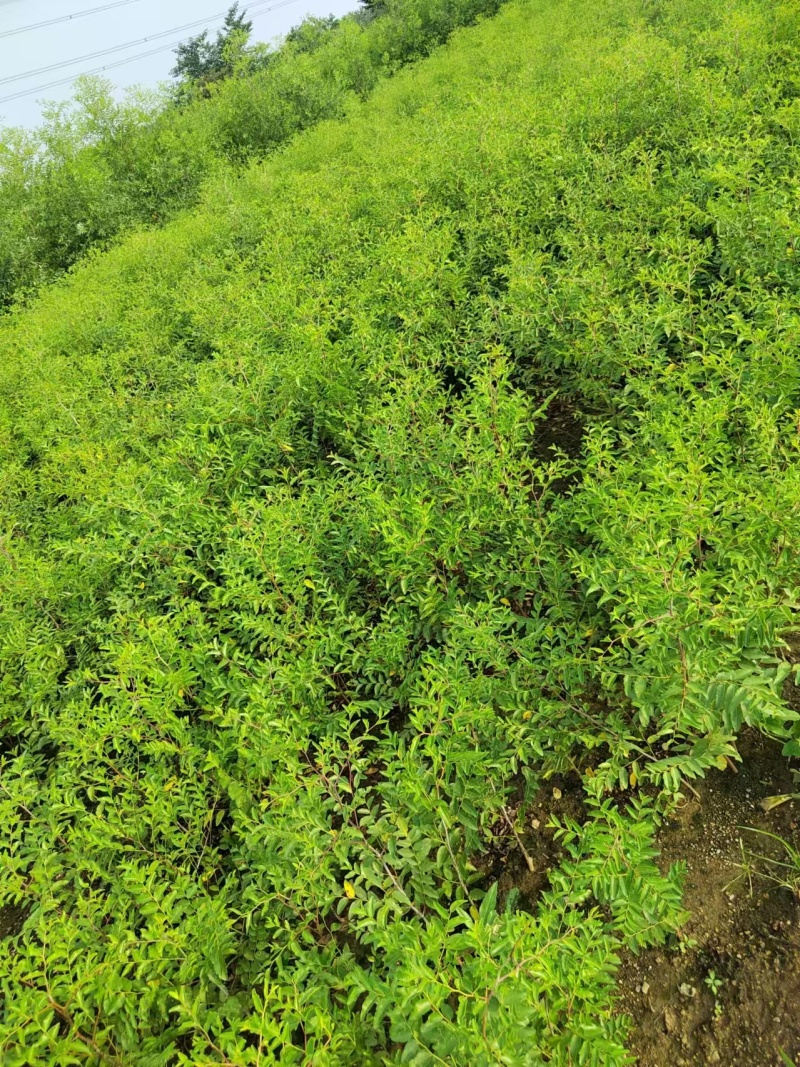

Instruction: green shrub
[1,0,800,1061]
[0,0,504,309]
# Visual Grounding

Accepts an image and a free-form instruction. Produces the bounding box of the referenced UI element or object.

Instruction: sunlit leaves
[2,0,800,1061]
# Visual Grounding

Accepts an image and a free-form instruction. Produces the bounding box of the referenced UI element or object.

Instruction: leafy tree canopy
[171,3,254,87]
[284,14,340,54]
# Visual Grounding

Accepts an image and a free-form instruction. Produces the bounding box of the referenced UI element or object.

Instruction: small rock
[679,983,696,998]
[708,1045,721,1064]
[641,981,650,996]
[664,1008,679,1034]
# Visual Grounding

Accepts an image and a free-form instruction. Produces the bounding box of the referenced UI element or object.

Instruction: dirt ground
[617,729,800,1067]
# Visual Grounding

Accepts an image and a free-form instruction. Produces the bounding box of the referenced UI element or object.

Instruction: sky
[0,0,357,129]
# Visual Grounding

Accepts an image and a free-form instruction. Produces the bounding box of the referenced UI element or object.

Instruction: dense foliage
[171,4,254,90]
[0,0,502,309]
[2,0,800,1061]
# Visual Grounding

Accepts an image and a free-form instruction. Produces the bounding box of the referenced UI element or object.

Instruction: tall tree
[171,4,253,88]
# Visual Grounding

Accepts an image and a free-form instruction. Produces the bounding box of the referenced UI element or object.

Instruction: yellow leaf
[552,787,562,800]
[469,906,480,923]
[304,579,315,589]
[761,794,793,812]
[500,597,510,606]
[630,770,637,788]
[715,755,728,771]
[522,711,532,721]
[344,881,356,899]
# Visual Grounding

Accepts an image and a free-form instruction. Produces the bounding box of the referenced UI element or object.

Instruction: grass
[740,827,800,899]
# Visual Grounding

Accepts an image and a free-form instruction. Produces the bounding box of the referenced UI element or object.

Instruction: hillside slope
[1,0,800,1062]
[0,0,503,309]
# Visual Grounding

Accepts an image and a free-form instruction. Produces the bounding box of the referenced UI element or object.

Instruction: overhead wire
[0,0,146,40]
[0,38,198,104]
[0,0,292,87]
[1,30,214,89]
[0,0,301,105]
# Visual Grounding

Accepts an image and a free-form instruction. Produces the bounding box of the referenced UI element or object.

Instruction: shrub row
[1,0,799,1061]
[0,0,503,307]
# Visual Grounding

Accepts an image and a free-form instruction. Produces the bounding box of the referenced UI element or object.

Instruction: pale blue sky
[0,0,357,129]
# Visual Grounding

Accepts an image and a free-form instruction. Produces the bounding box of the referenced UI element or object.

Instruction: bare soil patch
[618,730,800,1067]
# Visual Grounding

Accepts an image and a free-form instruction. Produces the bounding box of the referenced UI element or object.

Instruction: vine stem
[501,806,535,874]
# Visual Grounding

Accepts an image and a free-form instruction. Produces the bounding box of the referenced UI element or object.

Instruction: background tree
[171,4,254,89]
[284,15,340,54]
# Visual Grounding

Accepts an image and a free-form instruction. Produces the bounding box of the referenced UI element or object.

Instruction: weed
[739,828,800,900]
[761,770,800,812]
[704,969,725,1020]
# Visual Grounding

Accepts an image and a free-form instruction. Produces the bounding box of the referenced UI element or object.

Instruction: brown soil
[0,901,27,940]
[532,395,586,462]
[617,730,800,1067]
[481,769,587,911]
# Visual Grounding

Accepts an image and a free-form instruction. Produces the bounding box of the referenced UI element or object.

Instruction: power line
[0,40,192,105]
[1,32,200,89]
[0,0,146,40]
[0,0,301,106]
[1,2,276,86]
[0,5,271,87]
